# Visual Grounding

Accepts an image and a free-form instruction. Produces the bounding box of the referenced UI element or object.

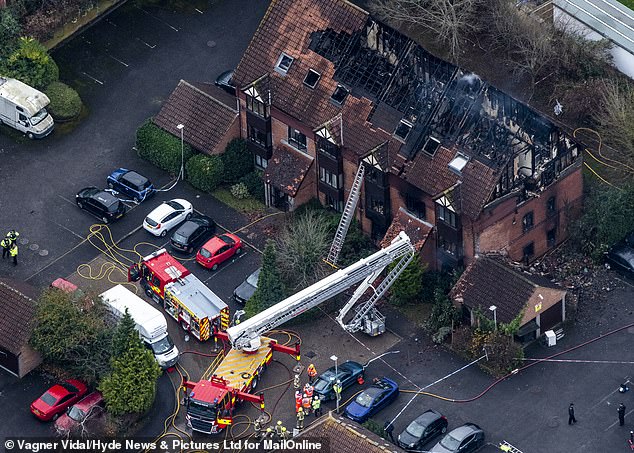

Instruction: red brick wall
[294,161,317,207]
[210,115,240,155]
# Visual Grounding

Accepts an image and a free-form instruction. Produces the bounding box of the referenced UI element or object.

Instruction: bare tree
[593,78,634,158]
[369,0,484,60]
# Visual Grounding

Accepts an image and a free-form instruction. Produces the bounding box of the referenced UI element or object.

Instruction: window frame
[288,126,307,152]
[303,69,321,89]
[319,167,342,189]
[275,53,294,74]
[254,155,268,169]
[245,94,269,118]
[248,125,269,148]
[522,211,534,233]
[436,204,456,228]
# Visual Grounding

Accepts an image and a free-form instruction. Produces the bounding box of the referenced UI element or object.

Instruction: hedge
[186,154,224,193]
[0,37,59,90]
[221,139,254,184]
[239,171,265,201]
[45,82,82,120]
[136,120,194,175]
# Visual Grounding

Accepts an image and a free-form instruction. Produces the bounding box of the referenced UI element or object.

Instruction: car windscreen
[151,336,174,355]
[166,200,184,210]
[406,420,426,438]
[313,377,331,393]
[40,392,57,406]
[145,217,158,227]
[219,235,234,245]
[62,383,79,393]
[172,232,188,244]
[354,387,382,407]
[67,406,86,422]
[199,248,212,258]
[246,269,261,287]
[440,434,461,451]
[188,400,216,418]
[30,108,48,125]
[107,202,120,213]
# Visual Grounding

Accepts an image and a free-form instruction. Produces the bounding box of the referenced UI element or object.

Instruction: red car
[196,233,243,270]
[54,391,104,436]
[30,379,88,421]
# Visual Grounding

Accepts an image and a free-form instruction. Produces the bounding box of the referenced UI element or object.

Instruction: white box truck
[0,77,54,138]
[100,285,179,369]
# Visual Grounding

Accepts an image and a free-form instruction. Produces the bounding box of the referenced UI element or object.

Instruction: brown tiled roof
[264,146,314,196]
[381,207,433,251]
[450,256,566,324]
[281,412,404,453]
[403,146,500,220]
[153,80,238,154]
[0,279,38,355]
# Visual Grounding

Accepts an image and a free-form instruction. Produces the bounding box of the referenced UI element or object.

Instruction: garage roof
[0,279,38,355]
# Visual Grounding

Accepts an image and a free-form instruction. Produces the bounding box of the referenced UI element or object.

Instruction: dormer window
[331,85,349,105]
[448,153,469,174]
[275,53,294,74]
[304,69,321,89]
[394,120,413,141]
[423,136,441,156]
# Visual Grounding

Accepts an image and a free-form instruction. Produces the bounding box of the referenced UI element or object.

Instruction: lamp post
[330,355,340,413]
[489,305,497,330]
[176,124,184,180]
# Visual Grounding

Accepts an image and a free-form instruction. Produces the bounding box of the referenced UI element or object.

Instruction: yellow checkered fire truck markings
[220,309,230,330]
[213,337,273,389]
[200,318,210,341]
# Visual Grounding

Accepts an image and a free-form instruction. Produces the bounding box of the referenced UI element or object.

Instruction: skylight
[276,53,294,74]
[304,69,321,89]
[394,120,413,141]
[422,136,441,156]
[448,153,469,174]
[331,85,349,105]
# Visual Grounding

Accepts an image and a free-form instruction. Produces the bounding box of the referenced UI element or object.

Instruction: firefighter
[295,390,303,412]
[304,383,314,399]
[6,230,19,245]
[265,427,274,439]
[296,407,305,430]
[9,242,18,266]
[254,418,263,439]
[307,363,317,384]
[280,426,290,440]
[1,236,10,259]
[293,374,301,390]
[312,395,322,417]
[275,420,284,438]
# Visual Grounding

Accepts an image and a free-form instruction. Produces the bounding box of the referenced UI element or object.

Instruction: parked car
[196,233,243,270]
[106,168,155,202]
[143,199,193,237]
[344,377,399,423]
[605,233,634,279]
[431,423,485,453]
[313,361,364,402]
[215,69,235,95]
[76,187,126,224]
[54,391,104,436]
[30,379,88,421]
[398,410,448,452]
[170,215,216,253]
[233,268,261,305]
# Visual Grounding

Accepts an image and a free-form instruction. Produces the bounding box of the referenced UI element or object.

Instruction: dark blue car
[106,168,155,202]
[344,377,399,423]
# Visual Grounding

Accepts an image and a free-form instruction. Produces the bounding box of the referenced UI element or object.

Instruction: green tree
[221,139,254,184]
[426,288,459,333]
[186,154,224,192]
[388,256,427,306]
[245,240,287,318]
[99,321,161,416]
[0,37,59,90]
[31,288,112,384]
[0,8,21,57]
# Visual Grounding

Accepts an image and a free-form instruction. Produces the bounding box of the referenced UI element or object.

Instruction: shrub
[221,139,254,184]
[469,329,524,376]
[0,37,59,90]
[186,154,224,193]
[426,288,460,333]
[136,120,194,175]
[230,182,250,199]
[44,81,82,120]
[0,8,21,57]
[239,171,265,201]
[362,419,386,439]
[389,256,427,306]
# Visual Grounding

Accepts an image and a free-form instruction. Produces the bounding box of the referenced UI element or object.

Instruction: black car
[398,410,448,452]
[215,69,235,95]
[170,215,216,253]
[605,233,634,279]
[313,361,365,401]
[76,187,126,224]
[233,268,261,305]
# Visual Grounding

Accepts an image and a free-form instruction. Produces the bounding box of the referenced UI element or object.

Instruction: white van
[0,77,54,138]
[100,285,179,369]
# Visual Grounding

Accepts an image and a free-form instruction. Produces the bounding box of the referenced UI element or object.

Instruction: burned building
[228,0,582,268]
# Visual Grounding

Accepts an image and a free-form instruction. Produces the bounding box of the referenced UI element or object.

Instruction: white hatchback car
[143,199,194,237]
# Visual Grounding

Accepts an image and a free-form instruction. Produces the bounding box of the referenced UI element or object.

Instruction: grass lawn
[212,188,266,215]
[618,0,634,10]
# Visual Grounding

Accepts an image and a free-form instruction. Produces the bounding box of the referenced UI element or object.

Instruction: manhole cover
[547,417,560,428]
[29,243,39,251]
[19,238,28,245]
[38,249,49,256]
[207,40,216,48]
[304,351,316,359]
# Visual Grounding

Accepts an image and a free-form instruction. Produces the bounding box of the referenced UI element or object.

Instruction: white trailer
[0,77,54,138]
[100,285,179,369]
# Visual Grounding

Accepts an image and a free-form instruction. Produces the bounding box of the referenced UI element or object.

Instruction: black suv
[170,215,216,254]
[76,187,126,224]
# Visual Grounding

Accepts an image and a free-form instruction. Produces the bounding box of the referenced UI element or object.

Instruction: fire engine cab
[128,248,230,341]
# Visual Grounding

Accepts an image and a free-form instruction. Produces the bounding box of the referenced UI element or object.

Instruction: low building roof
[153,80,238,154]
[0,279,38,355]
[381,207,433,251]
[450,256,567,324]
[279,412,404,453]
[264,146,314,197]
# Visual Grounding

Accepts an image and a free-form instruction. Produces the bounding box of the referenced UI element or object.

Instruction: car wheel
[77,201,84,209]
[181,321,189,331]
[52,413,59,421]
[187,246,193,254]
[235,247,242,255]
[211,263,219,271]
[160,230,167,237]
[108,182,114,189]
[251,375,258,389]
[441,426,447,434]
[145,287,155,300]
[27,132,34,139]
[101,216,109,224]
[186,213,192,220]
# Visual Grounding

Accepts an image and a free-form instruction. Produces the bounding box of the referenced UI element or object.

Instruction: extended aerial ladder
[226,231,415,351]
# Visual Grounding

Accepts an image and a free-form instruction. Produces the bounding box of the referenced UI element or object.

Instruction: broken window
[303,69,321,89]
[423,136,441,157]
[248,125,269,148]
[369,198,385,215]
[523,242,535,263]
[275,53,294,74]
[320,167,342,189]
[448,153,469,174]
[288,127,307,151]
[394,120,413,141]
[436,204,456,228]
[546,196,556,216]
[331,85,349,105]
[522,212,534,233]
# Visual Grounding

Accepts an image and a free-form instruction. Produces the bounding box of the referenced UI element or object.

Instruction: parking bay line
[203,252,247,284]
[604,408,634,431]
[135,6,179,32]
[136,37,156,49]
[107,54,129,67]
[81,71,104,85]
[52,221,86,241]
[58,194,77,207]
